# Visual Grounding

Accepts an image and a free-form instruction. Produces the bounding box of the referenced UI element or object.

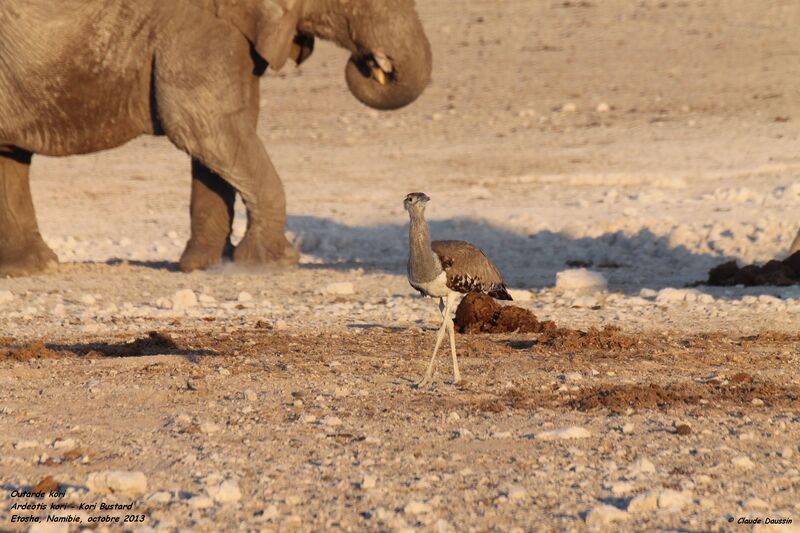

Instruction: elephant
[0,0,432,276]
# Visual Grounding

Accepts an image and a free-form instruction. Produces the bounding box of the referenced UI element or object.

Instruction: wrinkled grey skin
[0,0,432,276]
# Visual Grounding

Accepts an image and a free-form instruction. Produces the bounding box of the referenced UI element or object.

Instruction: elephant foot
[233,232,299,267]
[0,241,58,277]
[179,240,233,273]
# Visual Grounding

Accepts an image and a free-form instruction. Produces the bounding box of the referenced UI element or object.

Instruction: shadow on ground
[0,332,217,361]
[289,215,783,297]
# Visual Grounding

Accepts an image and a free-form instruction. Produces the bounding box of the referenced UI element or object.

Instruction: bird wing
[431,240,512,300]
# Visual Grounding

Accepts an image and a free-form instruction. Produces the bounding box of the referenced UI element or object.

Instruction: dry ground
[3,0,800,532]
[2,328,800,532]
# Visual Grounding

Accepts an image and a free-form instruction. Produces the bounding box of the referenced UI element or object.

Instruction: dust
[454,293,556,334]
[706,251,800,286]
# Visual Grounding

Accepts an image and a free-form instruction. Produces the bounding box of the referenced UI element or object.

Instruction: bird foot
[415,373,434,390]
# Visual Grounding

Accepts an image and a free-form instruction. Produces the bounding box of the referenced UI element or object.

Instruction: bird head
[403,192,430,213]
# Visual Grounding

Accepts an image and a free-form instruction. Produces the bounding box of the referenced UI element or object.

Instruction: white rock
[655,288,699,304]
[561,102,577,113]
[507,485,528,501]
[629,457,656,476]
[698,293,715,304]
[147,491,172,504]
[199,422,221,434]
[657,489,693,510]
[537,426,591,440]
[79,294,96,305]
[322,281,355,295]
[447,411,460,422]
[506,289,532,301]
[244,389,257,402]
[322,416,342,427]
[585,504,629,526]
[262,504,279,519]
[198,293,216,304]
[595,102,610,113]
[52,438,76,449]
[0,289,14,304]
[172,289,197,311]
[435,519,454,533]
[780,446,794,459]
[743,497,769,510]
[732,455,755,469]
[207,480,242,504]
[621,423,635,434]
[627,491,659,513]
[13,440,39,450]
[610,481,634,496]
[405,500,432,515]
[639,288,657,298]
[237,291,253,303]
[362,474,377,489]
[555,269,607,294]
[571,295,599,308]
[189,495,214,509]
[86,471,147,496]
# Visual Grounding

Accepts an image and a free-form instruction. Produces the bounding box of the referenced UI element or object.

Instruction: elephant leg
[172,119,298,267]
[179,159,236,272]
[0,148,58,277]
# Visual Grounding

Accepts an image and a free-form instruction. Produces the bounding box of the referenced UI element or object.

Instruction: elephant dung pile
[454,293,556,334]
[706,251,800,286]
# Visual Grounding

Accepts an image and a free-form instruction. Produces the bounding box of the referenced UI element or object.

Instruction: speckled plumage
[403,191,512,387]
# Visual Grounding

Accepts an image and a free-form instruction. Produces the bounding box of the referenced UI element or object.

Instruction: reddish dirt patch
[0,331,188,360]
[707,251,800,286]
[569,379,800,413]
[536,325,640,351]
[454,294,640,350]
[570,384,695,412]
[1,340,69,361]
[455,293,556,333]
[32,476,60,494]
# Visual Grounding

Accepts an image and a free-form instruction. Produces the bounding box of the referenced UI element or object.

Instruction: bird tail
[490,285,513,301]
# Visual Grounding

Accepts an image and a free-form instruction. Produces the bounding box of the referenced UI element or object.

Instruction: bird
[403,192,511,387]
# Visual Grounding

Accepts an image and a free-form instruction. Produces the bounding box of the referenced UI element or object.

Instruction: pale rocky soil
[3,1,800,531]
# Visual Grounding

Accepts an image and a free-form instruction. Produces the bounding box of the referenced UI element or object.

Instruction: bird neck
[408,210,441,281]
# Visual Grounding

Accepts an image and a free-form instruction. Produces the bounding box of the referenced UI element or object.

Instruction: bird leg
[447,316,460,384]
[417,298,448,388]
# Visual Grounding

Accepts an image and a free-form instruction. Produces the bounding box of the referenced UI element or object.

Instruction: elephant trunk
[344,27,432,111]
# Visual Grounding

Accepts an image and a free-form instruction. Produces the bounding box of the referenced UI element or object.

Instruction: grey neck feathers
[407,209,442,283]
